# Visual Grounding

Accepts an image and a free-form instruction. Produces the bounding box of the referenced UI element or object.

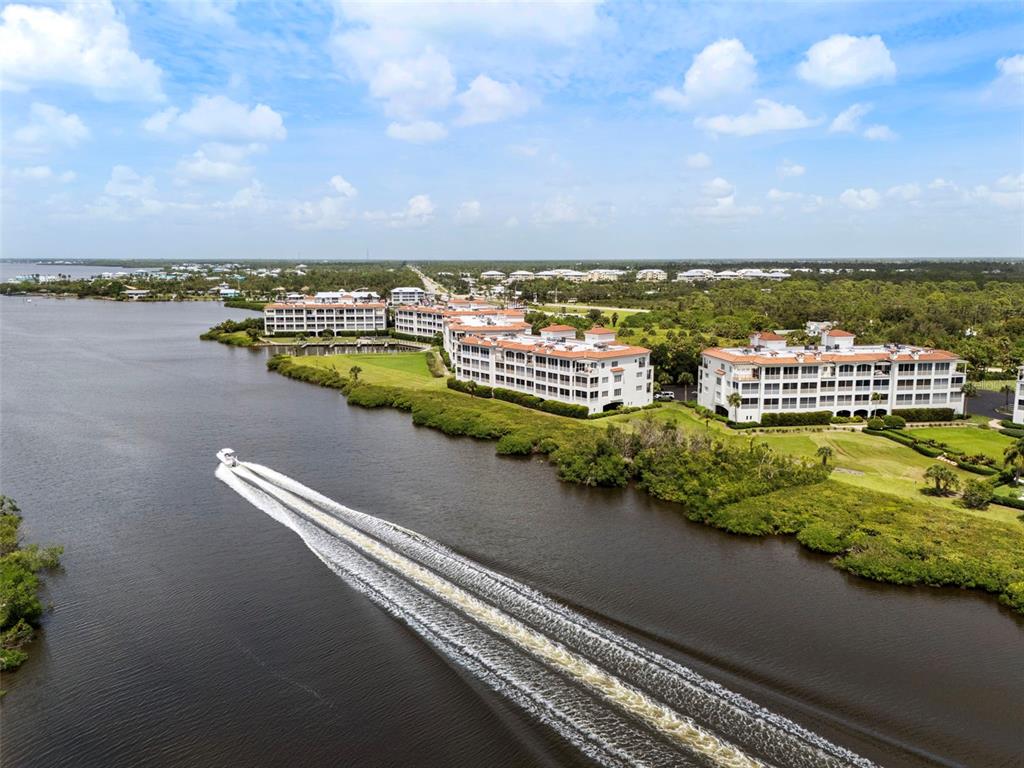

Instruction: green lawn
[609,404,1020,523]
[975,379,1016,392]
[905,425,1014,462]
[292,352,444,390]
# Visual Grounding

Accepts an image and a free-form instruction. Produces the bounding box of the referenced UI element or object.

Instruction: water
[0,261,147,281]
[1,298,1021,767]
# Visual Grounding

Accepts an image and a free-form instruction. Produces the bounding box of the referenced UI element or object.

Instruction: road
[410,265,447,295]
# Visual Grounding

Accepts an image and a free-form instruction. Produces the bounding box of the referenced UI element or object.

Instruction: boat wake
[216,458,876,768]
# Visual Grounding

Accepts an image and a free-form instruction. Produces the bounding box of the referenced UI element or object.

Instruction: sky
[1,0,1022,262]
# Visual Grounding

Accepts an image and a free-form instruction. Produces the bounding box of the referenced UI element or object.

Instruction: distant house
[123,289,150,300]
[219,287,241,298]
[480,270,506,281]
[1014,366,1024,425]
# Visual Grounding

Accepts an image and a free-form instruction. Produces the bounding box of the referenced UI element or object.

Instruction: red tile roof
[540,324,576,332]
[825,329,855,337]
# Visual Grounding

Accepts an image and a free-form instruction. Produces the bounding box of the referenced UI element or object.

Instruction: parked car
[654,390,676,401]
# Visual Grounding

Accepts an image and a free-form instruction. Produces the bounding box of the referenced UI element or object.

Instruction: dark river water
[1,298,1021,767]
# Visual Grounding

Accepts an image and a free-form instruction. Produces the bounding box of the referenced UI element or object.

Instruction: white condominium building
[393,300,506,339]
[263,291,387,335]
[698,329,967,422]
[454,326,653,414]
[1014,366,1024,424]
[443,311,532,354]
[636,268,668,281]
[390,286,428,304]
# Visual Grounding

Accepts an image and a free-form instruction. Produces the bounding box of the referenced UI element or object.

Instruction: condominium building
[263,291,387,335]
[393,300,507,339]
[636,268,668,282]
[453,326,653,414]
[698,329,966,422]
[390,286,428,304]
[1014,366,1024,424]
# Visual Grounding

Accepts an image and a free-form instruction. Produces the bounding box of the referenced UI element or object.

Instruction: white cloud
[455,75,530,126]
[692,176,761,219]
[863,124,898,141]
[290,177,360,230]
[175,143,264,183]
[0,0,163,101]
[12,165,75,183]
[839,187,881,211]
[105,165,156,199]
[685,152,712,169]
[929,178,958,192]
[172,0,238,27]
[829,102,873,133]
[217,180,268,213]
[701,177,734,198]
[655,39,756,110]
[455,200,481,223]
[778,160,805,178]
[369,49,456,120]
[386,120,448,143]
[532,195,598,225]
[886,183,921,201]
[329,175,357,199]
[986,54,1023,103]
[329,2,598,132]
[147,96,286,141]
[797,34,896,88]
[14,102,90,147]
[767,188,799,202]
[389,194,435,227]
[972,174,1023,209]
[696,99,820,137]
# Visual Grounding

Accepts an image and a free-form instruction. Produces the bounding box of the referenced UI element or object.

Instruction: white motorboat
[216,448,238,467]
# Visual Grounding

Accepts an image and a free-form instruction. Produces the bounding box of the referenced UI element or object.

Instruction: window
[898,363,915,373]
[614,389,622,396]
[801,366,819,376]
[783,366,799,376]
[764,367,781,376]
[838,364,854,375]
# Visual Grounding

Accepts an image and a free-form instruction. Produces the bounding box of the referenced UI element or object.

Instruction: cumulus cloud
[972,174,1023,209]
[839,187,881,211]
[455,75,531,126]
[692,177,761,219]
[886,183,921,201]
[0,0,163,100]
[175,143,264,183]
[686,152,712,169]
[797,34,896,88]
[696,99,820,137]
[145,96,286,141]
[105,165,156,199]
[455,200,481,223]
[289,176,360,230]
[14,103,90,147]
[12,165,75,183]
[778,160,805,178]
[329,3,599,136]
[986,54,1024,103]
[654,38,757,110]
[766,188,799,202]
[531,195,609,226]
[863,124,898,141]
[829,102,872,133]
[386,120,448,143]
[390,194,435,227]
[216,180,269,213]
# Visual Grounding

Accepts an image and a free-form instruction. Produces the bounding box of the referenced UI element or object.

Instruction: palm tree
[870,391,883,417]
[816,445,834,467]
[960,381,977,417]
[349,365,362,382]
[1004,438,1024,484]
[611,312,619,327]
[924,464,960,495]
[727,391,742,421]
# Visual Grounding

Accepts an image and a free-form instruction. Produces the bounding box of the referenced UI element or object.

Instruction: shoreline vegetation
[265,351,1024,615]
[0,496,63,675]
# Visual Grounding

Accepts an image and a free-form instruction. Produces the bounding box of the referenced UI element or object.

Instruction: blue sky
[1,0,1022,261]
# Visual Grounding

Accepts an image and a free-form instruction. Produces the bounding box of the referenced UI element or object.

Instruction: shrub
[883,414,907,429]
[960,479,995,509]
[867,417,886,430]
[496,433,536,455]
[762,411,832,427]
[552,439,631,487]
[425,351,445,378]
[893,407,956,423]
[1000,427,1024,439]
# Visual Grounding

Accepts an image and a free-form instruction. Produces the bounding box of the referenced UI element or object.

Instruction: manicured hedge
[892,407,956,423]
[993,493,1024,511]
[761,411,833,427]
[445,378,589,419]
[1000,427,1024,439]
[1000,419,1024,430]
[389,330,433,342]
